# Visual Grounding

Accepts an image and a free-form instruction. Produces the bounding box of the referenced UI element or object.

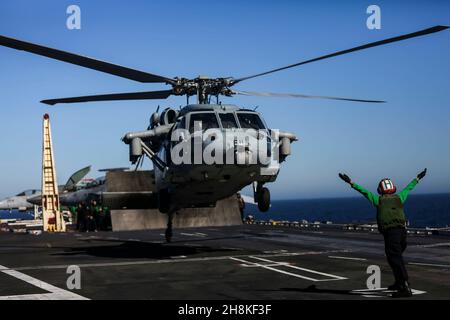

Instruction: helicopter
[0,25,448,241]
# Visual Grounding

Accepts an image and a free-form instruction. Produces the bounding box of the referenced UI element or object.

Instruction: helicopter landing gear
[254,182,271,212]
[158,188,171,214]
[165,212,173,243]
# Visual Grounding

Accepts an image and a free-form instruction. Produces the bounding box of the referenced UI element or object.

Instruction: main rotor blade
[41,90,173,105]
[233,25,449,83]
[0,35,175,84]
[233,90,385,103]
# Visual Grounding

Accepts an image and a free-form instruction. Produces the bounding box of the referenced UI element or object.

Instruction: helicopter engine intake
[160,108,178,125]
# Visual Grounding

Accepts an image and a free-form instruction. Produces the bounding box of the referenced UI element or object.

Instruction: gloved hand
[417,168,427,180]
[339,173,352,184]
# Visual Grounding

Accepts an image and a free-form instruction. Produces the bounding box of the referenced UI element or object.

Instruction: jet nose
[0,200,8,210]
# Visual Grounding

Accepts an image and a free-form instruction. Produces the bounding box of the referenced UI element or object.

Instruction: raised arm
[339,173,379,206]
[398,168,427,203]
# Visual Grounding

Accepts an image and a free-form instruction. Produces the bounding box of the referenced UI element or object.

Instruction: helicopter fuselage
[124,104,297,211]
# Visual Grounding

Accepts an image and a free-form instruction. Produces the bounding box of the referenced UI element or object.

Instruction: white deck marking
[180,232,207,237]
[241,263,291,268]
[230,257,319,281]
[415,242,450,248]
[250,256,347,280]
[351,287,426,298]
[409,262,450,268]
[11,249,350,271]
[328,256,367,261]
[0,265,88,300]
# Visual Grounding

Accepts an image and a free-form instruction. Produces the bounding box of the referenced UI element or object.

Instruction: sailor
[103,206,112,230]
[88,200,99,232]
[76,203,85,231]
[338,168,427,298]
[237,193,245,221]
[96,205,106,231]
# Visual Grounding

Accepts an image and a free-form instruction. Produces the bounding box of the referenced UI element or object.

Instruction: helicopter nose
[201,135,256,165]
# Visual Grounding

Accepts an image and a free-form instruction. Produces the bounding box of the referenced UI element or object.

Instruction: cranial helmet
[377,178,397,195]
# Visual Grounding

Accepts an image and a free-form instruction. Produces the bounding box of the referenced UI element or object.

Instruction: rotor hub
[171,77,236,103]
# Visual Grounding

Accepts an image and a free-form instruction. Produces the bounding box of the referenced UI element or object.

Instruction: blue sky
[0,0,449,199]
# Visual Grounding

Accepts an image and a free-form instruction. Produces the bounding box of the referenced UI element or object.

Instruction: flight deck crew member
[69,206,77,227]
[76,203,85,231]
[88,200,99,232]
[338,169,427,298]
[103,206,112,230]
[237,193,246,221]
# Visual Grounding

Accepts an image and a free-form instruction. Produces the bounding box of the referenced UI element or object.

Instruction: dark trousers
[76,213,85,231]
[85,215,97,231]
[383,227,408,284]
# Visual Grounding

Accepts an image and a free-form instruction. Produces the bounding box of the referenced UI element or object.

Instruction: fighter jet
[0,166,91,211]
[0,189,41,211]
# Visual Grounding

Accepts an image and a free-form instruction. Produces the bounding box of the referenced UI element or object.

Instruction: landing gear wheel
[158,189,170,214]
[257,187,270,212]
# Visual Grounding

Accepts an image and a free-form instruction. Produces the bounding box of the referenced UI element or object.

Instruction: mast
[41,114,65,232]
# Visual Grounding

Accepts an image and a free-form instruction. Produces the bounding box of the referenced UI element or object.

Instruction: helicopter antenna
[253,106,259,111]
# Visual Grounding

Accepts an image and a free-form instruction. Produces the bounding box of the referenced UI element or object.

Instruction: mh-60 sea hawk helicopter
[0,25,448,241]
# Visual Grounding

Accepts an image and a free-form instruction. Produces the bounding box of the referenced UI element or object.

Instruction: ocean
[245,193,450,228]
[2,193,450,228]
[0,210,34,221]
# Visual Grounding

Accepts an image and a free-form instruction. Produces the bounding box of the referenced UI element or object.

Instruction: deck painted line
[328,256,367,261]
[0,265,88,300]
[241,262,291,268]
[250,256,347,280]
[351,287,426,298]
[229,257,319,281]
[415,242,450,248]
[409,262,450,268]
[180,232,207,237]
[12,249,350,271]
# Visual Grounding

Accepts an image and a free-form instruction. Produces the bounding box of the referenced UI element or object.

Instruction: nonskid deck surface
[0,225,449,300]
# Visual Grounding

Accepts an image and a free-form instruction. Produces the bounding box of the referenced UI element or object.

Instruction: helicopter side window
[189,112,219,133]
[237,112,266,130]
[218,113,238,129]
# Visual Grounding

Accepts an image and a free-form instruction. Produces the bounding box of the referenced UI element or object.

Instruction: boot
[392,282,413,298]
[388,282,402,291]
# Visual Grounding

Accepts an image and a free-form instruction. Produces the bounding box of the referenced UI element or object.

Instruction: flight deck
[0,224,449,300]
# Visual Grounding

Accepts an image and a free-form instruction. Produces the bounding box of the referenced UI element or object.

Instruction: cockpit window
[16,190,38,196]
[218,113,238,129]
[237,112,266,130]
[189,112,219,133]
